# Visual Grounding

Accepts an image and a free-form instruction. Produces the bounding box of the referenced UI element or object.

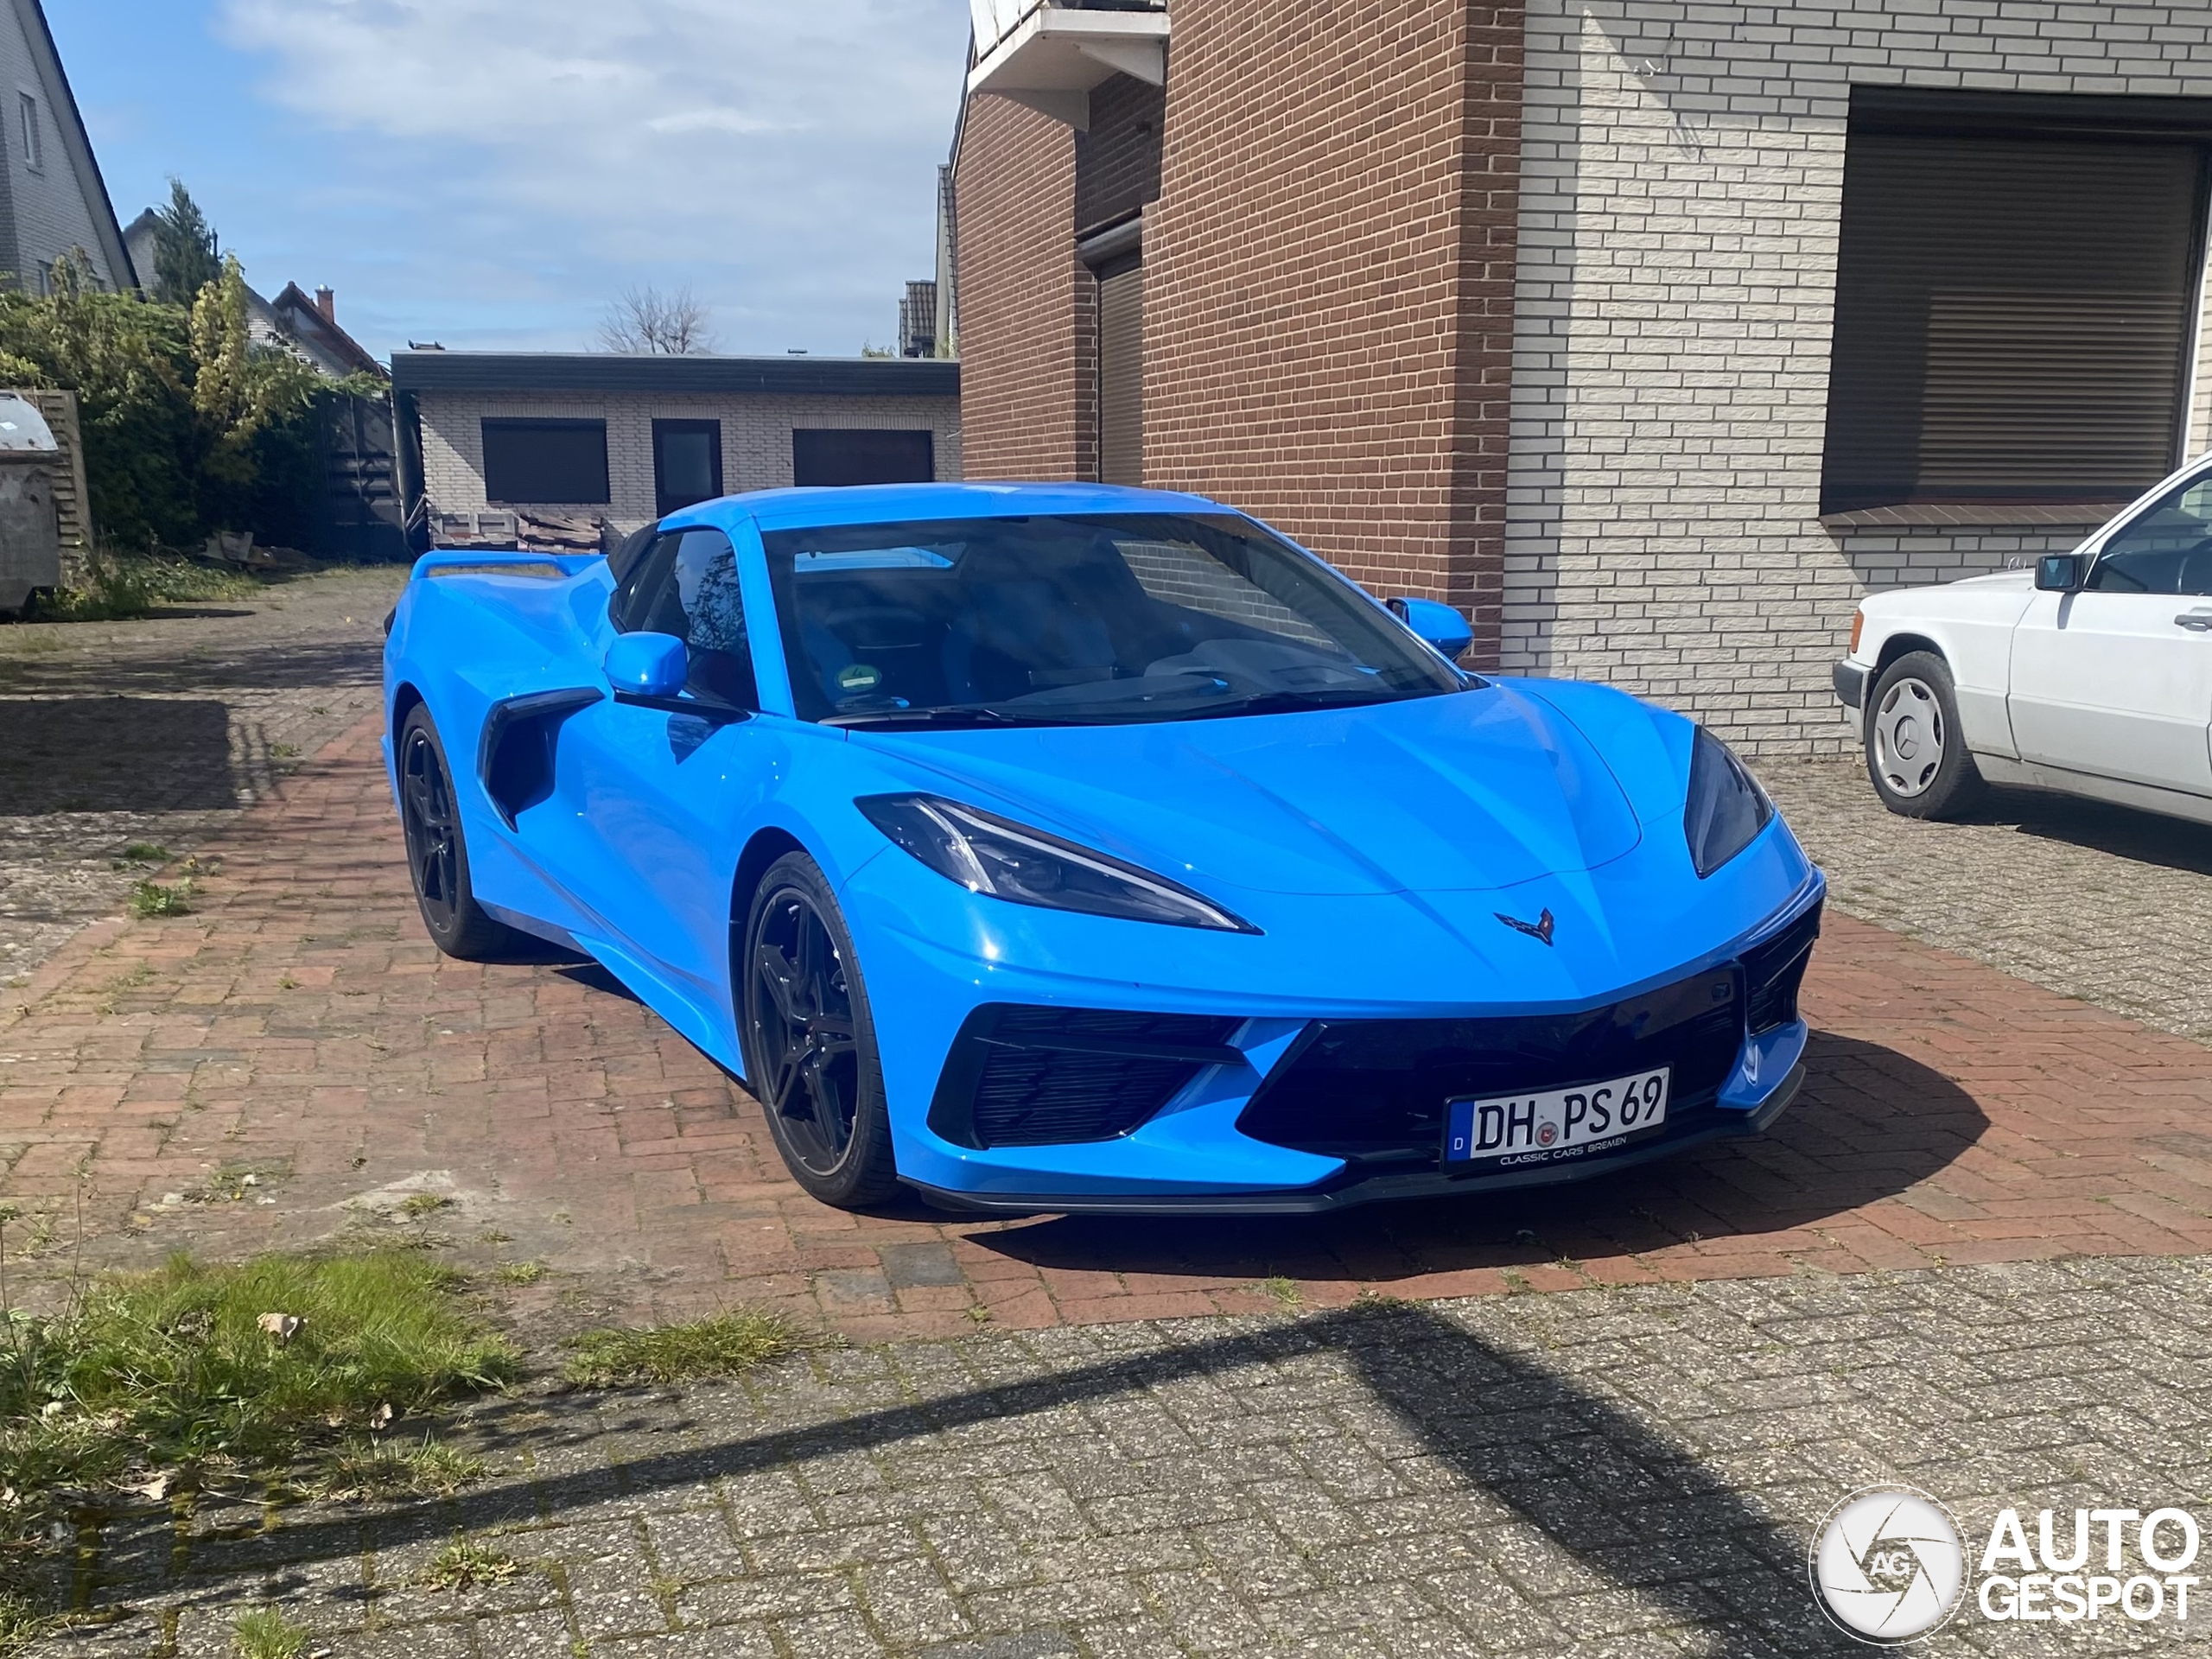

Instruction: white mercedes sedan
[1834,457,2212,824]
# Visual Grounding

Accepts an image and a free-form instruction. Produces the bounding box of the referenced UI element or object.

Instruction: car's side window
[632,528,758,708]
[2090,474,2212,596]
[610,532,682,632]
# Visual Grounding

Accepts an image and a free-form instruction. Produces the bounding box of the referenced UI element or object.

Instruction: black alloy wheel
[396,706,517,959]
[741,854,898,1207]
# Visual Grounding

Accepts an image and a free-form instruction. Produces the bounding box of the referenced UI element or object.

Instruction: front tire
[397,705,522,959]
[740,853,899,1209]
[1865,651,1985,820]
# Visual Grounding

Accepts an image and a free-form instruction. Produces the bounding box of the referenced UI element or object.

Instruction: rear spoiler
[410,550,604,582]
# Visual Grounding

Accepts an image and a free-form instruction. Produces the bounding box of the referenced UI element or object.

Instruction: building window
[652,419,723,518]
[1822,89,2212,514]
[16,93,39,172]
[791,429,934,487]
[480,418,610,505]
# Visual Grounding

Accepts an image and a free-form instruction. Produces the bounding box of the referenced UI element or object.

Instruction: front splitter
[904,1064,1803,1218]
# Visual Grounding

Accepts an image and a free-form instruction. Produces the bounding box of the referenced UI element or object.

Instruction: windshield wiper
[1191,688,1415,719]
[823,706,1079,731]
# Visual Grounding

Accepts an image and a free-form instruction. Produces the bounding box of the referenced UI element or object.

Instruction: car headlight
[1683,727,1773,878]
[856,794,1258,932]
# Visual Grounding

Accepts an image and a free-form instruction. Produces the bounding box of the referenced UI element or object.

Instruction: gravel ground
[0,566,405,986]
[1761,754,2212,1046]
[35,1255,2212,1657]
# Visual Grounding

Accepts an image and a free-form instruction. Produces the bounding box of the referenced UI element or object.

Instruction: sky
[51,0,972,361]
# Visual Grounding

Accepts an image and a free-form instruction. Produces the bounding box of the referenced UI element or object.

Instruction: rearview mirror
[2036,553,2088,593]
[1387,596,1474,659]
[605,632,688,697]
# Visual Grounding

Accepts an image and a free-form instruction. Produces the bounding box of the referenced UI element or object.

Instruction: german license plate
[1444,1068,1670,1168]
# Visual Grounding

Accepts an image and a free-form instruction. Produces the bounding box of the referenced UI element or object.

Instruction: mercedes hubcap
[1873,677,1946,798]
[749,892,860,1173]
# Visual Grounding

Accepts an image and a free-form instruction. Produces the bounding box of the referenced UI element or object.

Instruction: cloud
[213,0,969,352]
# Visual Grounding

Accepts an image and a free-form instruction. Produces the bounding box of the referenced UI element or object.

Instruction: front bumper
[1833,659,1868,709]
[910,1058,1804,1216]
[874,876,1825,1217]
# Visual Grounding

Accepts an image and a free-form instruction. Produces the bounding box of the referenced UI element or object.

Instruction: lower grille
[930,1006,1244,1149]
[1235,966,1745,1169]
[1744,899,1822,1033]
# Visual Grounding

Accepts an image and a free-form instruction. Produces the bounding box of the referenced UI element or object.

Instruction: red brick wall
[1143,2,1523,660]
[953,97,1084,480]
[1075,78,1166,235]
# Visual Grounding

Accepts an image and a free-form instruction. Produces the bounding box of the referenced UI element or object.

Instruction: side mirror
[2036,553,2088,594]
[605,632,688,697]
[1388,595,1474,659]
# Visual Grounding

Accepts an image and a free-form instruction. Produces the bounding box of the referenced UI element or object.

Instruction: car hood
[849,684,1649,896]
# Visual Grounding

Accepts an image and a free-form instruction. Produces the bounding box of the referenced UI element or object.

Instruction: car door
[2008,468,2212,797]
[551,525,781,1021]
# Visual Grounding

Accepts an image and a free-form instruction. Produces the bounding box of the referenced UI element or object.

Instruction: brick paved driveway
[41,1256,2212,1658]
[1764,756,2212,1046]
[8,713,2212,1342]
[0,568,405,984]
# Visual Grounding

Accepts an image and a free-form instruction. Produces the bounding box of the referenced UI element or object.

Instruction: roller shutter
[1822,131,2210,512]
[1098,259,1145,487]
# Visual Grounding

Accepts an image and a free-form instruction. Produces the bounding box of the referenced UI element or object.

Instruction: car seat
[939,547,1122,703]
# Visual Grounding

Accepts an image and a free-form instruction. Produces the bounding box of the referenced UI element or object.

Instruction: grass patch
[120,844,169,864]
[491,1262,544,1287]
[421,1536,524,1592]
[231,1606,308,1659]
[128,880,192,918]
[311,1434,482,1502]
[0,1251,517,1514]
[397,1194,453,1221]
[1254,1275,1302,1313]
[564,1310,799,1388]
[0,1595,43,1654]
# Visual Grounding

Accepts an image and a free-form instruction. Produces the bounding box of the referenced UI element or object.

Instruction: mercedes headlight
[1683,727,1773,879]
[856,794,1257,932]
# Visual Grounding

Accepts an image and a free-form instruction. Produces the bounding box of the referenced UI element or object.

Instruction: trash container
[0,391,61,618]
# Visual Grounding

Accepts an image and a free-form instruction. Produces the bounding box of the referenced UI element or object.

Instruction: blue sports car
[382,483,1821,1214]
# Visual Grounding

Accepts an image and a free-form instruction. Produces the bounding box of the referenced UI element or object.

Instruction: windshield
[760,512,1466,728]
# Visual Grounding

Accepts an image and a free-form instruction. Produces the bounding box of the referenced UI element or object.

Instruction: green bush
[0,250,371,555]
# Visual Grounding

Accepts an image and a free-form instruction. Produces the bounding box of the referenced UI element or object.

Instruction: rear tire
[397,705,523,959]
[1864,651,1986,820]
[740,853,899,1209]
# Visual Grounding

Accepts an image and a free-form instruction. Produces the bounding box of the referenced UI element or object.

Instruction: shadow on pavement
[213,1303,1853,1656]
[963,1031,1986,1292]
[1971,787,2212,880]
[0,697,239,815]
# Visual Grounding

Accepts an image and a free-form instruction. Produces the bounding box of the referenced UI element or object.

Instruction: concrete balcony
[968,1,1169,130]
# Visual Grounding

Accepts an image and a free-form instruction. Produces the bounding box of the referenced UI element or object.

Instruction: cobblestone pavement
[36,1255,2212,1657]
[7,715,2212,1341]
[1763,757,2212,1046]
[0,567,406,985]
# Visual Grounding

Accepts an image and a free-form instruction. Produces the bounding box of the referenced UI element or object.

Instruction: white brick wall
[417,390,965,536]
[1506,0,2212,755]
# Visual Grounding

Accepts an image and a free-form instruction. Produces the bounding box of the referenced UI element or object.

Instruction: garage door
[1098,259,1144,487]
